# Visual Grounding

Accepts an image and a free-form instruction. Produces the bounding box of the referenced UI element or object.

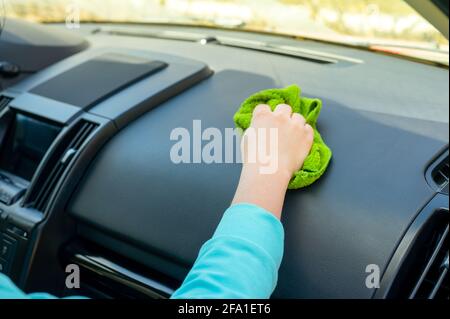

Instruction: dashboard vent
[378,202,449,299]
[0,95,12,111]
[27,120,98,213]
[410,215,449,299]
[431,157,449,191]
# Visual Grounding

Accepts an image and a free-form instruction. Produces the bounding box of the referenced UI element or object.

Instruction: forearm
[173,103,312,299]
[232,164,291,219]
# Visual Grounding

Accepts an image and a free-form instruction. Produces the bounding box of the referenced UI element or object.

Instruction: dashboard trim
[70,253,174,298]
[373,193,449,298]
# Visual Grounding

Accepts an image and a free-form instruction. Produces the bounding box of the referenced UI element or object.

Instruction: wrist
[241,163,292,185]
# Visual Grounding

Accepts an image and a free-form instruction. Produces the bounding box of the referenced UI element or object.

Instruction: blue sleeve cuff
[212,203,285,271]
[171,203,285,299]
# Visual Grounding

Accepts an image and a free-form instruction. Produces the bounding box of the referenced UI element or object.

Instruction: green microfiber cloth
[234,85,332,189]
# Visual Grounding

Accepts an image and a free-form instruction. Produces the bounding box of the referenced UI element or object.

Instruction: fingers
[304,123,315,149]
[292,114,314,147]
[254,104,313,134]
[274,104,292,117]
[291,113,306,126]
[292,113,313,138]
[305,123,314,141]
[253,104,271,116]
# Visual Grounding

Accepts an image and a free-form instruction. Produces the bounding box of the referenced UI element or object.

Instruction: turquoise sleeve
[0,273,57,299]
[0,203,284,299]
[0,273,88,299]
[171,203,284,299]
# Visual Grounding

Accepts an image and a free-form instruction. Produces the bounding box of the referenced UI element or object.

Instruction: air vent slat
[33,163,60,209]
[69,123,96,151]
[409,223,448,299]
[67,122,91,150]
[438,170,448,182]
[429,155,449,194]
[428,259,448,299]
[27,120,98,213]
[34,164,65,212]
[0,95,12,110]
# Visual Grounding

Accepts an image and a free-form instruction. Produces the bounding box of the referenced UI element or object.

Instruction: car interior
[0,0,448,299]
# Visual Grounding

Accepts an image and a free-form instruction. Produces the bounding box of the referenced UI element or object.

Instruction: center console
[0,48,212,290]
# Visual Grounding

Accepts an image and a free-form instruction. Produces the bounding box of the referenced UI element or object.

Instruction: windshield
[4,0,449,64]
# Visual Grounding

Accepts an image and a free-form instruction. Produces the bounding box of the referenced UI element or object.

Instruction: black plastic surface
[0,19,88,89]
[374,194,449,298]
[31,53,167,109]
[7,48,211,125]
[70,67,448,298]
[3,22,448,298]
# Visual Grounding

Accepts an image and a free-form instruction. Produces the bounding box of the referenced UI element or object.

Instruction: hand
[241,104,314,179]
[233,104,314,219]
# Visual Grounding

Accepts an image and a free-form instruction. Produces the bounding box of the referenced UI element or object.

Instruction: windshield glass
[4,0,449,64]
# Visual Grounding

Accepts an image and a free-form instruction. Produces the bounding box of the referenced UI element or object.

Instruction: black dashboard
[0,19,448,299]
